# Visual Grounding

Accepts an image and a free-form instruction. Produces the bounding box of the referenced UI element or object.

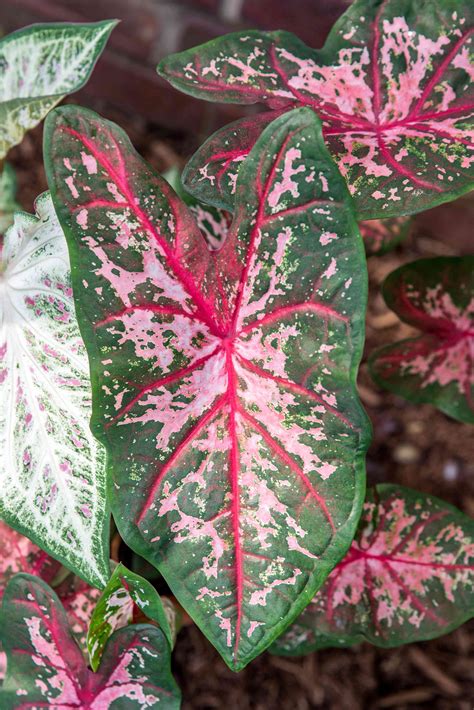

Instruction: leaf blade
[271,484,474,654]
[159,1,474,219]
[0,574,180,708]
[44,105,370,669]
[0,192,110,587]
[0,20,116,158]
[369,256,474,423]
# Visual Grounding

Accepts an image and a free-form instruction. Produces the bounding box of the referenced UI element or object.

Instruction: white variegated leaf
[0,192,109,588]
[0,20,116,159]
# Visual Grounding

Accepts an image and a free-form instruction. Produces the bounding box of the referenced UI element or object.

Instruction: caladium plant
[271,484,474,654]
[158,0,474,220]
[0,574,180,709]
[369,257,474,423]
[44,103,371,669]
[0,20,116,161]
[0,192,110,588]
[87,562,175,671]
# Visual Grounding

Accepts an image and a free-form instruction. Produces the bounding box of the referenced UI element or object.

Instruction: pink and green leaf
[369,257,474,423]
[56,574,102,658]
[44,104,370,669]
[271,484,474,654]
[0,520,61,598]
[359,216,411,255]
[0,192,110,587]
[0,574,180,708]
[159,0,474,219]
[164,165,231,250]
[87,562,174,672]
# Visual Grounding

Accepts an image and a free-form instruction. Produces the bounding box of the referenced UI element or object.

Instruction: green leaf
[159,0,474,219]
[87,562,174,671]
[0,164,20,235]
[0,192,110,587]
[44,104,370,670]
[0,574,180,708]
[0,20,116,159]
[271,484,474,654]
[369,256,474,423]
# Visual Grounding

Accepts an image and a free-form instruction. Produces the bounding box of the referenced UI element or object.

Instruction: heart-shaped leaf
[0,192,109,587]
[0,20,116,159]
[44,104,370,669]
[359,216,411,256]
[87,562,174,671]
[0,574,180,708]
[0,165,20,236]
[271,484,474,655]
[369,256,474,423]
[159,0,474,219]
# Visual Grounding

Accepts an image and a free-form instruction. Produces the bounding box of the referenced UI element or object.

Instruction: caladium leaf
[0,192,109,587]
[87,562,174,671]
[271,484,474,654]
[359,216,411,256]
[0,520,60,598]
[171,165,410,256]
[159,0,474,219]
[56,574,101,658]
[0,574,181,708]
[0,164,20,236]
[44,104,370,670]
[0,20,116,159]
[164,165,231,250]
[369,256,474,423]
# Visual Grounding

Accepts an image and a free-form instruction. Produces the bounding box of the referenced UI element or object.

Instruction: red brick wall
[0,0,350,135]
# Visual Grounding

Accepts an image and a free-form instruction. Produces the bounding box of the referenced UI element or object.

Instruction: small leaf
[0,192,109,587]
[44,105,370,669]
[0,20,116,159]
[0,574,180,708]
[159,1,474,219]
[0,164,20,235]
[369,256,474,423]
[271,484,474,654]
[359,216,411,256]
[87,562,174,672]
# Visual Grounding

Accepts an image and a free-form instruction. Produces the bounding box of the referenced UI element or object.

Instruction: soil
[7,104,474,710]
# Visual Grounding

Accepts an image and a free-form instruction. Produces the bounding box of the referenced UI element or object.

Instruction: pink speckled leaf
[369,257,474,423]
[159,0,474,219]
[0,574,180,708]
[359,216,411,255]
[0,521,60,683]
[271,484,474,654]
[163,165,231,250]
[0,520,60,599]
[56,574,101,658]
[0,192,109,588]
[44,105,370,670]
[87,562,174,671]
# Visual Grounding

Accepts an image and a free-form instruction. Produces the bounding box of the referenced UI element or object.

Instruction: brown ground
[8,104,474,710]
